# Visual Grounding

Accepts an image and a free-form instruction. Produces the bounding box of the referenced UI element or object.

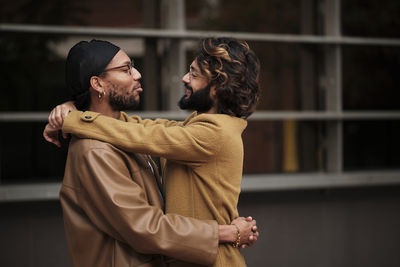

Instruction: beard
[108,82,139,111]
[178,83,214,113]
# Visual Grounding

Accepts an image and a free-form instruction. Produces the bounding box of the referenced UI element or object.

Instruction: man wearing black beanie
[44,40,257,267]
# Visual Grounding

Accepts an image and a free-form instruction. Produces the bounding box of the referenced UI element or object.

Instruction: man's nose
[132,68,142,80]
[182,72,190,83]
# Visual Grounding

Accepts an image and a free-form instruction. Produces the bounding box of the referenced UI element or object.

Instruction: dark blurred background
[0,0,400,266]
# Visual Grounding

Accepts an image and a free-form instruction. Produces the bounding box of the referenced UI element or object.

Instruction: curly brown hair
[195,37,260,119]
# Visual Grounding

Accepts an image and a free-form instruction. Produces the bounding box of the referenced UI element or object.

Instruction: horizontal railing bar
[1,111,400,122]
[0,182,61,202]
[241,171,400,192]
[1,23,400,46]
[249,111,400,120]
[1,171,400,202]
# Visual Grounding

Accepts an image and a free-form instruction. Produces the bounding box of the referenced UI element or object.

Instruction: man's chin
[178,96,190,110]
[110,99,140,111]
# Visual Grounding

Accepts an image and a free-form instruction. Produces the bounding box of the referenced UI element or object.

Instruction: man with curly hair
[45,37,260,266]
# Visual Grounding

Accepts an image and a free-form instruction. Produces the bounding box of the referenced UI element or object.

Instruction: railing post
[160,0,186,111]
[143,0,161,110]
[321,0,343,173]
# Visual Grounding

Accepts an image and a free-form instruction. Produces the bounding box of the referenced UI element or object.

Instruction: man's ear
[210,85,217,101]
[90,76,103,94]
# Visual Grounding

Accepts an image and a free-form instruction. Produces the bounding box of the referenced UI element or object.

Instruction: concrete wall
[1,186,400,267]
[0,201,70,267]
[240,186,400,267]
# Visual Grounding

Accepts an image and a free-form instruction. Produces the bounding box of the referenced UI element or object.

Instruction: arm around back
[63,111,221,163]
[67,138,218,265]
[126,113,184,127]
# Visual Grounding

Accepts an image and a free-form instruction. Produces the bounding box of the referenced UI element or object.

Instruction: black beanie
[66,39,120,99]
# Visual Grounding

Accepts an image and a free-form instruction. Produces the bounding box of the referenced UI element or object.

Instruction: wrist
[231,224,241,248]
[218,225,237,243]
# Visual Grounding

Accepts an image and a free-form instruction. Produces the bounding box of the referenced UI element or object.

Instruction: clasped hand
[231,216,259,249]
[43,101,76,147]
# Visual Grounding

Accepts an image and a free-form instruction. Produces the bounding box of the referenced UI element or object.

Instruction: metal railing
[2,23,400,46]
[2,111,400,122]
[1,22,400,201]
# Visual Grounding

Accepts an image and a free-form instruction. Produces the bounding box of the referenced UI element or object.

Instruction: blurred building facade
[1,0,400,266]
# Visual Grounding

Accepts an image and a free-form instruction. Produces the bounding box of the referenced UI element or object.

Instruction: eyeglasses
[188,65,200,80]
[102,61,135,75]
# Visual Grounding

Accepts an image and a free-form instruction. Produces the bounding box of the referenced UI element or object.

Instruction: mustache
[184,83,193,92]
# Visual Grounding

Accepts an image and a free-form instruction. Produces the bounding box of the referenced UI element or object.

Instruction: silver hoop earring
[98,91,106,99]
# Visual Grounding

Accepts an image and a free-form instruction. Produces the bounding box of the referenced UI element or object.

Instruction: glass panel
[342,1,400,38]
[343,121,400,170]
[186,0,301,34]
[243,120,322,174]
[0,122,68,184]
[247,42,321,111]
[0,34,69,111]
[342,46,400,110]
[0,0,144,28]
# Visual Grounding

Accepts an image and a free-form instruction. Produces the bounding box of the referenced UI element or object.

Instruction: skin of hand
[43,101,76,147]
[48,101,76,129]
[231,216,259,249]
[43,123,61,147]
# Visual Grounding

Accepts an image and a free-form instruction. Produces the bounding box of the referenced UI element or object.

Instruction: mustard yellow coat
[63,111,248,267]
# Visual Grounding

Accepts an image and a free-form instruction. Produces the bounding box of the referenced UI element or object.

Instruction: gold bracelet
[232,224,240,248]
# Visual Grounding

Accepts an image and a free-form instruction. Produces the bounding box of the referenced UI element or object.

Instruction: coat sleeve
[76,145,218,265]
[126,114,184,127]
[63,111,221,164]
